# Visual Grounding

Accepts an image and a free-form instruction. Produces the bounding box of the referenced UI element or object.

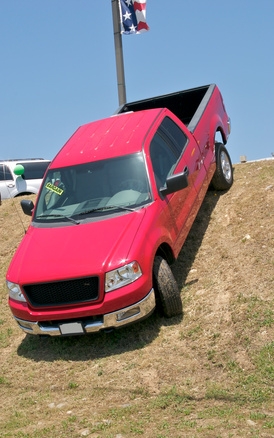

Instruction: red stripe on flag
[137,21,149,32]
[134,3,146,12]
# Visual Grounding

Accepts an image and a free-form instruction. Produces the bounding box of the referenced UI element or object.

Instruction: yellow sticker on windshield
[46,182,64,196]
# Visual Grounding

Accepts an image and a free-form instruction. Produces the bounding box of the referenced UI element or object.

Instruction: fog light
[117,307,140,321]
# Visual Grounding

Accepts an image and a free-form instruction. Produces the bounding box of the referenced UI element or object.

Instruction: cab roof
[51,108,163,168]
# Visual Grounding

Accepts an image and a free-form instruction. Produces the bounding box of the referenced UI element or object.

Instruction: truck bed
[116,84,215,133]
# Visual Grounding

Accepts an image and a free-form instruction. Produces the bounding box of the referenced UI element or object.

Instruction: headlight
[105,261,142,292]
[6,281,27,302]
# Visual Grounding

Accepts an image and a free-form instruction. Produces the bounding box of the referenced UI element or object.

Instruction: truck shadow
[17,313,164,362]
[17,189,224,362]
[172,189,222,288]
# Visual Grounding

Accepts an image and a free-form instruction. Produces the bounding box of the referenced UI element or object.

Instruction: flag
[119,0,149,35]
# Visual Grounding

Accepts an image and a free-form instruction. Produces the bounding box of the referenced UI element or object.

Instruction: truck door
[150,117,208,256]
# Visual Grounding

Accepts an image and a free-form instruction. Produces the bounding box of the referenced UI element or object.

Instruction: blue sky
[1,0,274,164]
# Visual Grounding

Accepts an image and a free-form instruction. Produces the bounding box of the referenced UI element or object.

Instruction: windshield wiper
[79,205,135,216]
[36,214,80,225]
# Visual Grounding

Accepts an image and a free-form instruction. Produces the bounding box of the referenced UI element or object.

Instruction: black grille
[23,277,99,307]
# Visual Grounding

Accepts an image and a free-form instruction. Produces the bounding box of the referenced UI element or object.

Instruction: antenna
[10,197,28,234]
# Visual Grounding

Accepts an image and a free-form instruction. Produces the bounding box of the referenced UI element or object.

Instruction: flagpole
[111,0,127,105]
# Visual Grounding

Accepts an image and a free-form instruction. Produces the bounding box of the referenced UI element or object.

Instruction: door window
[20,161,50,179]
[160,117,188,156]
[150,132,178,190]
[150,117,188,190]
[0,165,13,181]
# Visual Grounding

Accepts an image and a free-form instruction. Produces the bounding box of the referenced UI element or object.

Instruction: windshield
[34,153,151,223]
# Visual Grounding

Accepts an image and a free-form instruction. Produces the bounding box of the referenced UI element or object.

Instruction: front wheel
[211,142,233,191]
[153,256,182,317]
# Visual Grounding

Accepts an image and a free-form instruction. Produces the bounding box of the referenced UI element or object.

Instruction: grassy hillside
[0,160,273,438]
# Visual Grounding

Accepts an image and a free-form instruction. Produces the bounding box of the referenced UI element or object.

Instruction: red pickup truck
[6,84,233,336]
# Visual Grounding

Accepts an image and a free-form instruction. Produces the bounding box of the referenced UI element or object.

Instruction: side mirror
[160,167,189,196]
[21,200,34,216]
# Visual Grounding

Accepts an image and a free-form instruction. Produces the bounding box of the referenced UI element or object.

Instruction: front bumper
[13,289,156,336]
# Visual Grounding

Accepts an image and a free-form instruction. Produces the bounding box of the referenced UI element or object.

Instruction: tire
[211,142,233,191]
[153,256,182,317]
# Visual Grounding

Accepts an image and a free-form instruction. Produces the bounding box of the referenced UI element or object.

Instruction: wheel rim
[220,151,232,182]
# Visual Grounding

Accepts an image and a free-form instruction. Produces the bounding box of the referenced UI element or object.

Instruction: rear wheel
[211,142,233,190]
[153,256,182,317]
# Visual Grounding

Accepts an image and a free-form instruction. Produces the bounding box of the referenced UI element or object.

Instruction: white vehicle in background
[0,159,50,201]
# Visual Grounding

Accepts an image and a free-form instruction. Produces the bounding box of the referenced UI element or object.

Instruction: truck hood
[7,209,146,284]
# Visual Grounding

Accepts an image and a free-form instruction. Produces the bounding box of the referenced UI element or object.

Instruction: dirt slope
[0,159,273,438]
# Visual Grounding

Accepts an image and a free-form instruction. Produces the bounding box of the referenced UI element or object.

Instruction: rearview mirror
[160,167,189,196]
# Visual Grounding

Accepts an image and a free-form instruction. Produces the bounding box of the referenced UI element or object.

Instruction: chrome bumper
[14,289,156,336]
